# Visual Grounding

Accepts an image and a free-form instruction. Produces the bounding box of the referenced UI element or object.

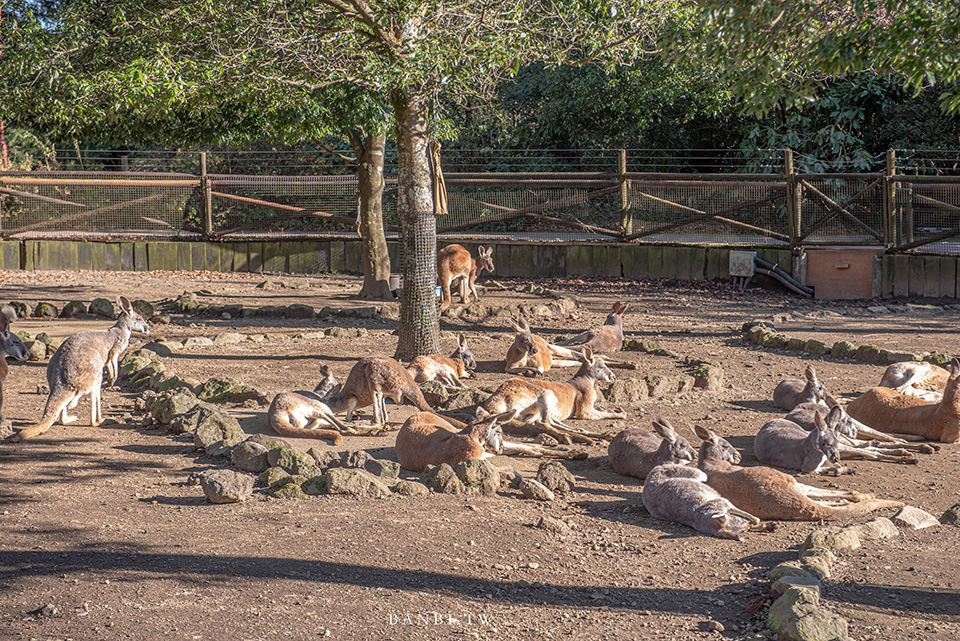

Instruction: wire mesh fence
[2,148,960,251]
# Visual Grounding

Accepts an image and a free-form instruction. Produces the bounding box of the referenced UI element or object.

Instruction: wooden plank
[134,242,149,271]
[191,243,206,273]
[908,255,925,297]
[248,242,264,273]
[704,247,729,281]
[344,239,363,274]
[892,254,910,298]
[89,242,107,271]
[647,245,665,278]
[149,242,178,271]
[921,256,940,298]
[76,242,93,271]
[22,242,37,270]
[104,243,122,271]
[262,242,286,273]
[880,255,894,298]
[120,243,135,271]
[329,241,346,273]
[939,256,956,298]
[0,241,19,269]
[37,241,79,271]
[233,243,250,273]
[174,242,191,271]
[597,245,621,278]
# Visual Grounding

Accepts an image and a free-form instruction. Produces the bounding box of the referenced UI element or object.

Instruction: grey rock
[183,336,214,348]
[59,300,88,318]
[150,389,200,424]
[304,468,391,498]
[32,302,59,319]
[780,608,849,641]
[603,378,648,403]
[200,469,254,504]
[850,517,899,541]
[536,461,576,495]
[393,480,430,497]
[893,506,940,530]
[801,527,861,554]
[772,575,822,599]
[798,549,835,580]
[453,459,501,496]
[365,458,401,481]
[212,332,245,345]
[519,478,555,501]
[231,440,271,473]
[285,304,316,319]
[0,419,14,439]
[25,341,46,361]
[140,341,174,357]
[307,448,342,470]
[420,463,467,494]
[340,449,375,469]
[192,407,246,456]
[535,515,571,535]
[267,446,321,477]
[88,298,116,319]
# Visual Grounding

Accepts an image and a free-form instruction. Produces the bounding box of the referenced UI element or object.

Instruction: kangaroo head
[580,347,614,383]
[510,318,538,355]
[828,407,860,439]
[473,407,513,454]
[604,302,628,328]
[944,359,960,404]
[313,361,340,397]
[118,296,150,335]
[0,307,29,362]
[454,332,477,372]
[476,246,495,274]
[693,424,740,464]
[653,419,696,464]
[813,409,842,464]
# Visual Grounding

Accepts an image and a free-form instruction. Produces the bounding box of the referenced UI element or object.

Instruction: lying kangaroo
[879,361,949,402]
[13,296,149,442]
[695,426,903,521]
[846,358,960,443]
[786,402,929,462]
[326,356,431,428]
[407,333,476,387]
[773,365,839,411]
[753,408,846,475]
[268,362,380,444]
[396,408,509,472]
[642,463,762,540]
[484,347,625,444]
[504,317,579,376]
[555,302,627,354]
[607,418,696,480]
[438,244,494,310]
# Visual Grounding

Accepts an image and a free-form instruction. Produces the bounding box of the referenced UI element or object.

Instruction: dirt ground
[1,268,959,641]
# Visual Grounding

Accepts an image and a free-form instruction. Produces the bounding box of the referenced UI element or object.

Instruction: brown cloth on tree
[428,140,448,215]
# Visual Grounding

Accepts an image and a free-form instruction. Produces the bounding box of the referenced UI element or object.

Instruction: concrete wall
[2,238,956,299]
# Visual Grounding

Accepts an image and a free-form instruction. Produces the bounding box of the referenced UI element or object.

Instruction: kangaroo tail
[819,499,904,521]
[11,391,73,442]
[268,414,343,445]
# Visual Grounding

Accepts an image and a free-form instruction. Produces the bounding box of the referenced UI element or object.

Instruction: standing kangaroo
[406,333,476,387]
[773,365,839,411]
[846,358,960,443]
[554,302,628,354]
[1,306,30,421]
[437,244,494,310]
[484,347,625,444]
[326,356,431,428]
[13,296,149,442]
[695,426,903,521]
[607,418,696,480]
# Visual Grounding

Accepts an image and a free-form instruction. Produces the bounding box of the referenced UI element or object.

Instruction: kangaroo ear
[582,346,594,362]
[477,245,485,255]
[509,320,522,333]
[826,405,843,426]
[952,358,960,379]
[804,365,817,383]
[1,304,16,323]
[618,302,628,314]
[457,332,466,347]
[693,424,714,442]
[317,362,329,374]
[652,420,676,442]
[518,317,529,331]
[117,296,131,313]
[814,411,828,430]
[475,406,490,419]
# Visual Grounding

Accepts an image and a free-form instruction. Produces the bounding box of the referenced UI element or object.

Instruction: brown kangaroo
[773,365,839,411]
[268,362,356,444]
[406,333,475,387]
[554,302,627,354]
[846,358,960,443]
[879,361,949,402]
[695,425,903,521]
[395,408,510,472]
[326,356,431,428]
[437,244,494,310]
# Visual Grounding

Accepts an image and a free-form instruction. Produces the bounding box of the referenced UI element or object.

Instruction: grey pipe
[754,256,813,294]
[756,267,814,297]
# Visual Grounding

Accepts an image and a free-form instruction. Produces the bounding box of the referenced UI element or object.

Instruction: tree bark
[349,127,393,300]
[391,86,441,360]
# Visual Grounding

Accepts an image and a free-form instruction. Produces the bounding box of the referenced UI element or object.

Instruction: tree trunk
[391,86,441,360]
[349,127,393,300]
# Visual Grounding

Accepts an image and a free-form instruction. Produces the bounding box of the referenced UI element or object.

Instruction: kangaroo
[787,402,930,462]
[325,356,431,428]
[694,425,903,521]
[846,358,960,443]
[642,463,762,540]
[1,306,30,421]
[554,302,628,354]
[438,244,494,310]
[607,418,697,480]
[12,296,149,442]
[504,317,580,377]
[773,365,839,411]
[879,361,949,402]
[268,362,362,444]
[395,408,514,472]
[753,408,846,475]
[407,333,476,387]
[484,347,625,444]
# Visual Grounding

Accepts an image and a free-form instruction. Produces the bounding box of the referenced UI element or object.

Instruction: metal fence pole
[200,151,212,237]
[618,149,632,237]
[784,149,798,247]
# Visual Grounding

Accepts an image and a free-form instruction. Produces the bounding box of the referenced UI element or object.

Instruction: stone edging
[741,320,956,367]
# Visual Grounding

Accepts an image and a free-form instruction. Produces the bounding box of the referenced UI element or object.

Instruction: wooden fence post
[200,151,212,237]
[784,149,799,247]
[885,149,897,246]
[618,149,632,237]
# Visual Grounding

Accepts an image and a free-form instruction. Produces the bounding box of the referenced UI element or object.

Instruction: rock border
[741,320,953,367]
